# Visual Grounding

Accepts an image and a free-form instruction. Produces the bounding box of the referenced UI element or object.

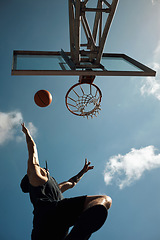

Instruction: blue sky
[0,0,160,239]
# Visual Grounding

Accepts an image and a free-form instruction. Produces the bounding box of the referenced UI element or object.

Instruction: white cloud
[104,146,160,189]
[151,0,160,5]
[0,111,37,145]
[140,41,160,100]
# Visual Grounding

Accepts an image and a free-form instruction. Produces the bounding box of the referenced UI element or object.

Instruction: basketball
[34,90,52,107]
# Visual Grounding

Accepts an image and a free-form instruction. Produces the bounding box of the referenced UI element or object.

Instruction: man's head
[20,174,29,193]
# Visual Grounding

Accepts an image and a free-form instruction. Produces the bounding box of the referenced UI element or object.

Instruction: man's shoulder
[27,166,48,187]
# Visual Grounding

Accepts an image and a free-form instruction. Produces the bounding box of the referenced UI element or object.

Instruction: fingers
[84,158,94,171]
[21,122,28,134]
[22,123,27,130]
[21,123,25,130]
[85,158,91,166]
[89,166,94,170]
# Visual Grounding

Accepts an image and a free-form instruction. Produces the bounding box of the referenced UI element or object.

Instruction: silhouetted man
[20,123,112,240]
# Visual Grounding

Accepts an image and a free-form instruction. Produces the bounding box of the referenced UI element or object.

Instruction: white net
[66,83,102,118]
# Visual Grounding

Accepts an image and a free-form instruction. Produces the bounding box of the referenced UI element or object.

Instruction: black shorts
[32,195,87,240]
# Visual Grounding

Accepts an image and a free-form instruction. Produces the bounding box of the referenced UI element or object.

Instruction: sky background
[0,0,160,239]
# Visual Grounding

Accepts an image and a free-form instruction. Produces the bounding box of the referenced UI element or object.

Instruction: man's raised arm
[21,123,39,171]
[59,159,94,193]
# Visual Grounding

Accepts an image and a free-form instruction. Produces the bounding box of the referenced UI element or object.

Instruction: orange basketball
[34,90,52,107]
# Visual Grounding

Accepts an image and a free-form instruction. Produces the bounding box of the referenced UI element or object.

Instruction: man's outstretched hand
[21,123,29,135]
[83,158,94,173]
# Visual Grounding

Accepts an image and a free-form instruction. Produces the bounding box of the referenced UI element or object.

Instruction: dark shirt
[29,175,66,238]
[29,174,64,212]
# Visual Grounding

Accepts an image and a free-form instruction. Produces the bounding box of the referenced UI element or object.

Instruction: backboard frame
[11,50,156,77]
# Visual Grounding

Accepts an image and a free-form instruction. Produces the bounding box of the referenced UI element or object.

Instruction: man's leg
[65,195,112,240]
[83,195,112,210]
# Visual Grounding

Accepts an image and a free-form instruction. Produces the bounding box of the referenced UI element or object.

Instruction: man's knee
[84,195,112,210]
[101,195,112,209]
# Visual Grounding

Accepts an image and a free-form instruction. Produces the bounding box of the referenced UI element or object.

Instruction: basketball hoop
[65,82,102,118]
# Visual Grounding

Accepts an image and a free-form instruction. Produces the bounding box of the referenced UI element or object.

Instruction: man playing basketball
[20,123,112,240]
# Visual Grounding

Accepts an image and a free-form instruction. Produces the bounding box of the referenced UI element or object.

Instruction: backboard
[12,50,156,77]
[11,0,157,118]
